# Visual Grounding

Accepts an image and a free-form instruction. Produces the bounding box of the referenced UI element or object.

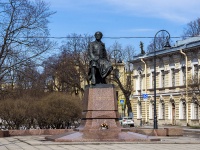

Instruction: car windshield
[123,117,132,120]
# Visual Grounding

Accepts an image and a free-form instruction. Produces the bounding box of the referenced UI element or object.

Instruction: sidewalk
[1,125,200,150]
[0,135,200,150]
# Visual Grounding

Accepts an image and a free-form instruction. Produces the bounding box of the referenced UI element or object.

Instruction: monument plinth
[78,84,121,139]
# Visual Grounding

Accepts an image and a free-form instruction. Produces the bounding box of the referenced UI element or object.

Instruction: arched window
[168,98,175,119]
[179,99,186,119]
[191,98,199,120]
[137,100,141,119]
[159,99,165,119]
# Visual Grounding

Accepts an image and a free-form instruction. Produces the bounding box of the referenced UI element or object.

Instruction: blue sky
[45,0,200,54]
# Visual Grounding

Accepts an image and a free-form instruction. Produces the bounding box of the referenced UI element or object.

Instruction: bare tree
[0,59,46,100]
[182,18,200,39]
[59,33,93,90]
[42,56,59,92]
[43,47,88,94]
[0,0,55,87]
[108,41,136,116]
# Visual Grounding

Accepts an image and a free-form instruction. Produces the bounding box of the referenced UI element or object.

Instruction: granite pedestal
[78,84,121,139]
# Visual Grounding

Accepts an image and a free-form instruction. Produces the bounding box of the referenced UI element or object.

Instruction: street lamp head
[117,57,122,63]
[109,50,122,63]
[163,36,171,49]
[137,66,143,74]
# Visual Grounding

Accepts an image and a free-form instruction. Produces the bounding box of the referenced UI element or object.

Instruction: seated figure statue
[88,31,113,85]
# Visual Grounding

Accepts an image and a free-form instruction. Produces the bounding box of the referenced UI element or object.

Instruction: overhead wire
[18,36,184,39]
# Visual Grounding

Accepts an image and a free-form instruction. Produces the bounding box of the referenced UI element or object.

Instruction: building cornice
[131,40,200,63]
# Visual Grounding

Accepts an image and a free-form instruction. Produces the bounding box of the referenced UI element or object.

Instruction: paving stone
[1,134,200,150]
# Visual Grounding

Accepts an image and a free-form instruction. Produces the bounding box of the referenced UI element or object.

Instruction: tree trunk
[125,93,132,116]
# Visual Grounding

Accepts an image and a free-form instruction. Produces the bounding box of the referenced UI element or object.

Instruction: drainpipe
[180,49,189,126]
[141,58,147,124]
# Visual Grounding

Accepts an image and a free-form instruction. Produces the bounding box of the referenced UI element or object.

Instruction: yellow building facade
[130,37,200,126]
[110,62,128,118]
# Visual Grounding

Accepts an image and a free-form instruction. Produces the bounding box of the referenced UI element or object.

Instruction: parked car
[120,117,134,127]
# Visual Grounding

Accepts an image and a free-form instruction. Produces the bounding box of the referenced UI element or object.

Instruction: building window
[191,98,199,120]
[181,66,186,85]
[168,99,175,121]
[135,76,140,94]
[137,101,141,119]
[179,100,186,119]
[161,70,165,88]
[152,71,154,88]
[159,100,165,119]
[183,102,186,119]
[171,68,175,87]
[194,64,198,77]
[193,64,199,83]
[194,102,199,119]
[127,75,131,85]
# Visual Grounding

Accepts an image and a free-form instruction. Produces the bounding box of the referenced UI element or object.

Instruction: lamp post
[137,66,143,127]
[153,30,171,129]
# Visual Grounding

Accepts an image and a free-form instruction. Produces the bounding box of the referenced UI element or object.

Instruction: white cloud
[47,0,105,10]
[161,13,189,23]
[96,0,200,23]
[45,0,200,40]
[46,0,200,24]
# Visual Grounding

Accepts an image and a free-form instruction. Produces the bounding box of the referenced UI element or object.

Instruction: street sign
[119,99,125,104]
[143,94,148,101]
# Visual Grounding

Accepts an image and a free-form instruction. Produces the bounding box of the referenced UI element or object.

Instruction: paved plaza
[0,135,200,150]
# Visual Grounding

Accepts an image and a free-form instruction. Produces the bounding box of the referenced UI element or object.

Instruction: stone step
[183,129,200,138]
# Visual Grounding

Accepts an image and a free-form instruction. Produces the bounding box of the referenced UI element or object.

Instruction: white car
[120,117,134,127]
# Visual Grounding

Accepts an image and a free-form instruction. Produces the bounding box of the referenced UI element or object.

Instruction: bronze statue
[88,31,113,85]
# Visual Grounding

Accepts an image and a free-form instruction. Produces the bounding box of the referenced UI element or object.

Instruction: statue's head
[94,31,103,40]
